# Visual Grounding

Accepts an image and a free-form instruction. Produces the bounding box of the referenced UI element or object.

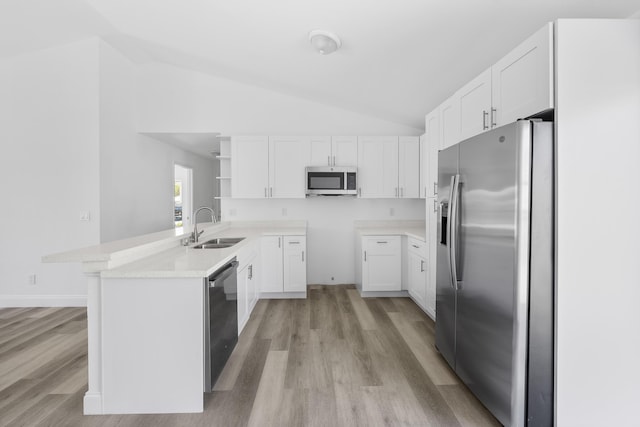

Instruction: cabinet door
[261,236,283,293]
[332,136,358,166]
[247,260,258,313]
[440,94,460,150]
[459,68,492,141]
[362,236,401,291]
[309,136,332,166]
[425,109,440,198]
[357,137,399,198]
[399,136,420,198]
[231,136,269,198]
[269,136,311,198]
[237,266,249,334]
[426,200,438,318]
[492,23,553,126]
[408,251,427,309]
[283,236,307,292]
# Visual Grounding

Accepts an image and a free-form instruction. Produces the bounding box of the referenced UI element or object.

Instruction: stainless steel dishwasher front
[204,258,238,392]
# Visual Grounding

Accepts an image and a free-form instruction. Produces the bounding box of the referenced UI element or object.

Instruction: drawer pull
[376,241,388,244]
[412,244,420,249]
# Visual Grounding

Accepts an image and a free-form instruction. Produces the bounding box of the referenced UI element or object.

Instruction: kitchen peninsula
[43,221,306,415]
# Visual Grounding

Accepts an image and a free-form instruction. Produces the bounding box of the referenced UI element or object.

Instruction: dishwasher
[204,258,238,392]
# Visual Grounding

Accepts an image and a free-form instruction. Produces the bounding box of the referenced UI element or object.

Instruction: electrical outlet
[80,211,91,221]
[28,274,37,286]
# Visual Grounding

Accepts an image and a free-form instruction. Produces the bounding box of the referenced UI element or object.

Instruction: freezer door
[434,145,458,369]
[455,121,531,426]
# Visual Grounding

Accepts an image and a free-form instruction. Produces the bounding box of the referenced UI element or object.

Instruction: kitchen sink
[192,237,245,249]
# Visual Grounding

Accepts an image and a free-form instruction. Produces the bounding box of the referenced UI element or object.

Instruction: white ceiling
[2,0,639,130]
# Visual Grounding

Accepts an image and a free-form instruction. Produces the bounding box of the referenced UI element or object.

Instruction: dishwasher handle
[208,259,238,287]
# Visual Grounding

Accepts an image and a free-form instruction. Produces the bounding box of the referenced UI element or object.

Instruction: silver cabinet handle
[358,187,361,197]
[376,241,388,244]
[420,260,425,272]
[302,251,305,262]
[424,187,427,198]
[412,244,420,249]
[288,241,300,244]
[433,199,438,212]
[264,187,267,198]
[278,237,281,248]
[248,264,253,280]
[328,156,331,166]
[400,187,404,198]
[270,187,273,197]
[395,187,398,197]
[482,110,489,130]
[364,250,367,261]
[333,156,336,166]
[491,107,497,128]
[433,182,438,196]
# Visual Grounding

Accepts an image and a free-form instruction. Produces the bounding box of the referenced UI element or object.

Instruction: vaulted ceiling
[2,0,638,130]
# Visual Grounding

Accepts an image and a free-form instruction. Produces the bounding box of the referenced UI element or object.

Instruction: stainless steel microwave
[305,166,357,196]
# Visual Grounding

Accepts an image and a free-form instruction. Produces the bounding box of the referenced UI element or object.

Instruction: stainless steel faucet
[191,206,216,243]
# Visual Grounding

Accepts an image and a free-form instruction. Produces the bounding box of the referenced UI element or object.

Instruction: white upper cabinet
[459,67,492,141]
[425,109,440,198]
[309,136,332,166]
[269,136,311,198]
[398,136,420,198]
[435,23,554,145]
[357,136,399,198]
[309,136,357,166]
[440,93,460,150]
[332,136,358,166]
[492,23,554,127]
[231,136,269,198]
[231,136,310,198]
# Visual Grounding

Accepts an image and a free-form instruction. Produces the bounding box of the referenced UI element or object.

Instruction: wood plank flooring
[0,285,500,426]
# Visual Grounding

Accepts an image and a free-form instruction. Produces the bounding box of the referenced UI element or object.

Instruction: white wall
[135,62,422,136]
[555,19,640,426]
[0,39,101,306]
[225,198,424,284]
[99,42,217,243]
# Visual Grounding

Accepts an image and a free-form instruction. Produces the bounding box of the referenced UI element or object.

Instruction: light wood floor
[0,285,500,426]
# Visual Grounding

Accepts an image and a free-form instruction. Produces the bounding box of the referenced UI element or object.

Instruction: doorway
[174,164,193,229]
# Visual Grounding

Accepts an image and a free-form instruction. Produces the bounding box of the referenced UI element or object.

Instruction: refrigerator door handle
[450,174,461,290]
[446,175,456,290]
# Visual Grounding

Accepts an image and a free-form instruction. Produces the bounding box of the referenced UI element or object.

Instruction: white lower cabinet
[360,236,401,292]
[237,242,259,335]
[283,236,306,292]
[407,237,427,310]
[261,235,307,296]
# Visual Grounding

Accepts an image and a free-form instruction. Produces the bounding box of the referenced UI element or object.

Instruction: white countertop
[43,221,306,277]
[354,220,426,241]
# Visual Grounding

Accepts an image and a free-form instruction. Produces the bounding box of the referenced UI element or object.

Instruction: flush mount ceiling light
[309,30,342,55]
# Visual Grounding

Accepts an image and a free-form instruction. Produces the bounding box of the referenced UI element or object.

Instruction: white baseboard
[0,294,87,307]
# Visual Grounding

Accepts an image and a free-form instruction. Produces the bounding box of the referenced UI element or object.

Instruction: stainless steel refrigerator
[435,120,554,427]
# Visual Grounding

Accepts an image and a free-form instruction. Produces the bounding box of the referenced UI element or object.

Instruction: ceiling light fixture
[309,30,341,55]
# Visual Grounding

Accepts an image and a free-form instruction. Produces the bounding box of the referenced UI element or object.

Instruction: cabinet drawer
[407,237,427,258]
[363,236,401,255]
